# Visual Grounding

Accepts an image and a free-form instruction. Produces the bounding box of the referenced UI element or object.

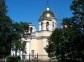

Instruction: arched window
[41,22,43,30]
[52,22,54,28]
[46,22,49,30]
[30,27,33,33]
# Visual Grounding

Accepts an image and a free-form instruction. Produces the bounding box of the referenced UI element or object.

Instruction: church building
[11,6,57,61]
[24,7,56,60]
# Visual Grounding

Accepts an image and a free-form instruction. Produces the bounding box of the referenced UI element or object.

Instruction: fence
[0,54,57,62]
[22,53,50,62]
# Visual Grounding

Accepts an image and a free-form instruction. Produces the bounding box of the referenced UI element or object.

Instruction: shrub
[6,56,21,62]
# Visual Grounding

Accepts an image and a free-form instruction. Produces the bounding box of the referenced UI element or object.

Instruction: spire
[46,0,50,11]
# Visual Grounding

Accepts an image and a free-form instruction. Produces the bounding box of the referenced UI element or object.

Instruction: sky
[6,0,73,30]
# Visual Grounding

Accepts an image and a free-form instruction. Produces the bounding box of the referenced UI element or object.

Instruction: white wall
[39,18,56,31]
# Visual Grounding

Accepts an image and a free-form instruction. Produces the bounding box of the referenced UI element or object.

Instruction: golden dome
[40,8,55,18]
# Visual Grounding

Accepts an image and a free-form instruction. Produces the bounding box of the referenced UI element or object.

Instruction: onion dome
[39,7,55,21]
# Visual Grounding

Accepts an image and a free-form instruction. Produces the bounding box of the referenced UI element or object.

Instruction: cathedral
[11,6,57,61]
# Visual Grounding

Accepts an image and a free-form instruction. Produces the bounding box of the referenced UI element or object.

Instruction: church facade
[11,7,57,60]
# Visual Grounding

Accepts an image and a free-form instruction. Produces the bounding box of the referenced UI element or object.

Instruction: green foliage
[70,0,84,15]
[70,0,84,31]
[6,56,21,62]
[0,0,13,58]
[20,41,26,52]
[45,22,84,62]
[45,0,84,62]
[45,28,63,58]
[0,0,29,58]
[0,15,13,58]
[0,0,7,16]
[11,22,29,56]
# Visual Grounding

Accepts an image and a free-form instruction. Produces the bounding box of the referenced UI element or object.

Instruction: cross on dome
[46,0,50,11]
[46,7,50,11]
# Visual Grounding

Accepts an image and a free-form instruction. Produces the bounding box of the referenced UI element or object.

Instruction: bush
[6,56,21,62]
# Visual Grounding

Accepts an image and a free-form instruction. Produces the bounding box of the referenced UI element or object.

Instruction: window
[30,27,33,33]
[46,22,49,30]
[52,22,54,28]
[41,22,43,30]
[31,50,35,57]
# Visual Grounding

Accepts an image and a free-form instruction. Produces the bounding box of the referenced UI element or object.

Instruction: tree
[0,0,14,58]
[11,22,29,56]
[70,0,84,31]
[45,0,84,62]
[45,19,84,62]
[0,0,29,59]
[45,28,64,59]
[20,41,26,59]
[0,0,7,16]
[0,15,13,58]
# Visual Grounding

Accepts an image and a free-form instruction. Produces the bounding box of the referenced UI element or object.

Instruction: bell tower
[39,0,56,31]
[39,0,57,31]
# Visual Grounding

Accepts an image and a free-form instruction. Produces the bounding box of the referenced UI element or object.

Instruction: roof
[39,7,55,21]
[41,10,55,18]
